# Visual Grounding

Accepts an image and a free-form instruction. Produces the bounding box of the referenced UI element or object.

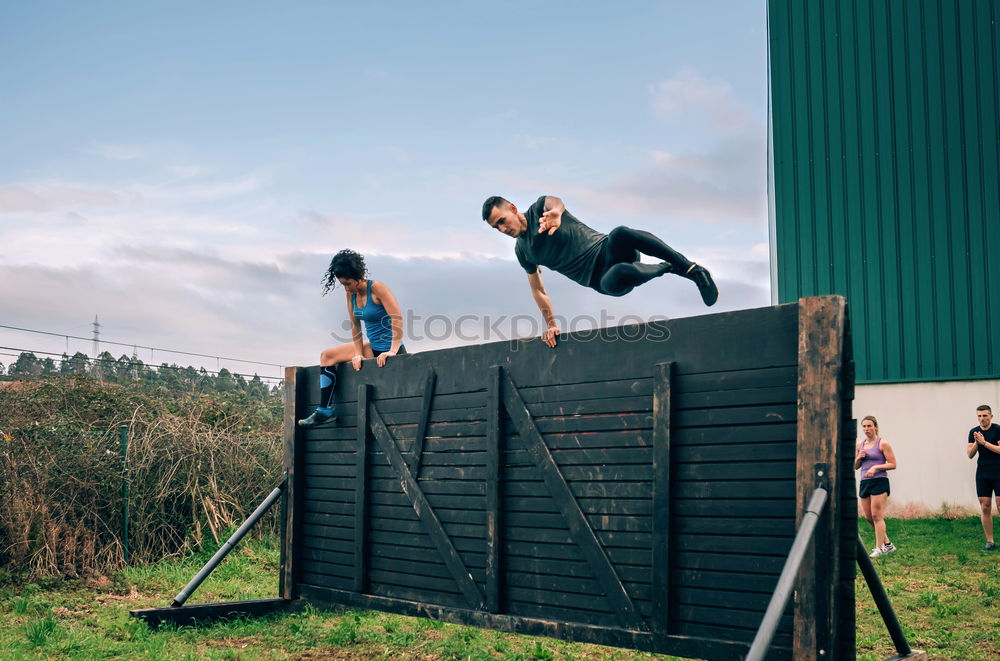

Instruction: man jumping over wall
[482,194,718,347]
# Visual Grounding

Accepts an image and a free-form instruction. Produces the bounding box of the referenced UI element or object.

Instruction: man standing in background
[967,404,1000,550]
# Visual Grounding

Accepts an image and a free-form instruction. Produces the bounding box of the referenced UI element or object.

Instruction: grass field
[1,518,998,660]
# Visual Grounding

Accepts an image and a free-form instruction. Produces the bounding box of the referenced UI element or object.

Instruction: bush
[0,376,282,579]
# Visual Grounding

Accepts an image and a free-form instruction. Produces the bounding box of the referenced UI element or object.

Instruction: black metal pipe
[746,487,829,661]
[170,477,286,608]
[856,536,911,656]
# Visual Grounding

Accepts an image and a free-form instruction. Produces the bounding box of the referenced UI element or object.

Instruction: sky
[0,1,770,382]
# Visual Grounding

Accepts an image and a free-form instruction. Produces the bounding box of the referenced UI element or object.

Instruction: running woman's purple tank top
[858,437,888,480]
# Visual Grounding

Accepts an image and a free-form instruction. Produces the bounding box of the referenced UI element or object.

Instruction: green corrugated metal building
[768,0,999,385]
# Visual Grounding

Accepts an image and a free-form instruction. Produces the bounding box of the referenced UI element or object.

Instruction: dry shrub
[0,376,282,578]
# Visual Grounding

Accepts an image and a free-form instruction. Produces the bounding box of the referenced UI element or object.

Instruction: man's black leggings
[589,226,693,297]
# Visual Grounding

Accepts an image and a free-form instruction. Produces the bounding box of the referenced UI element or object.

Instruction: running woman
[854,415,898,558]
[298,249,406,427]
[482,195,719,347]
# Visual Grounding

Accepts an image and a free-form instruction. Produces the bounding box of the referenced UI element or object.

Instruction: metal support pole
[746,487,829,661]
[856,536,912,656]
[170,477,286,608]
[120,424,130,565]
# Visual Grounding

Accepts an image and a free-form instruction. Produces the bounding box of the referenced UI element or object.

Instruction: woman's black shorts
[859,477,890,498]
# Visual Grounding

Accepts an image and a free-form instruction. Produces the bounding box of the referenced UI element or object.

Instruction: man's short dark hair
[482,196,510,221]
[978,404,992,413]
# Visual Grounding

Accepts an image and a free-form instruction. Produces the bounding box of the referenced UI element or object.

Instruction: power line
[0,323,284,368]
[0,345,284,383]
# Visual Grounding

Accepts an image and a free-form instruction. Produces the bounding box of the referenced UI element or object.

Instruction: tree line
[1,350,278,400]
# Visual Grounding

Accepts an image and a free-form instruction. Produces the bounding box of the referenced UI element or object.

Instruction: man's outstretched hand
[541,325,560,348]
[538,208,562,235]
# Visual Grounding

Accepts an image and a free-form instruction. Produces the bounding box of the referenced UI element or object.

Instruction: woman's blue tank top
[352,280,393,352]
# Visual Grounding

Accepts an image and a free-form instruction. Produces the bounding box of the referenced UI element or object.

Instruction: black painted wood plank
[501,368,647,632]
[671,498,796,518]
[505,496,653,517]
[671,478,796,497]
[672,535,795,558]
[505,556,651,585]
[368,402,486,611]
[503,464,654,482]
[674,385,796,409]
[504,447,655,468]
[672,403,798,428]
[503,526,650,549]
[673,441,796,463]
[370,517,485,540]
[300,572,355,592]
[675,365,797,393]
[504,481,652,499]
[651,361,672,635]
[486,364,502,614]
[301,511,354,530]
[370,504,485,526]
[354,384,370,594]
[369,540,486,569]
[300,534,353,554]
[369,555,484,582]
[300,546,353,568]
[504,601,617,627]
[673,516,795,536]
[671,423,797,446]
[301,499,354,516]
[673,551,785,574]
[504,512,651,533]
[673,461,796,483]
[672,569,780,594]
[369,478,485,496]
[368,583,470,610]
[300,557,355,580]
[369,568,473,595]
[507,430,651,450]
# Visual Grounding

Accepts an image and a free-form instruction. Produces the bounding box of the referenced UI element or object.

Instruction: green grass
[855,518,1000,661]
[1,520,998,660]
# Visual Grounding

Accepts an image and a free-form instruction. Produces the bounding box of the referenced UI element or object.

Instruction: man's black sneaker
[685,264,719,306]
[984,541,997,551]
[298,408,336,427]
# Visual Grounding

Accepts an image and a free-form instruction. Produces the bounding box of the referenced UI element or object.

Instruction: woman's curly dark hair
[322,249,368,295]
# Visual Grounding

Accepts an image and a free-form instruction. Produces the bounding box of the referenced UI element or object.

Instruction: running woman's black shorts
[859,477,890,498]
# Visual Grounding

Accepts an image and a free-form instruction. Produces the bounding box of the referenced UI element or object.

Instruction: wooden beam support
[369,403,486,611]
[651,362,673,635]
[280,366,303,600]
[485,365,503,613]
[409,369,437,475]
[499,368,648,632]
[354,384,371,593]
[794,295,846,660]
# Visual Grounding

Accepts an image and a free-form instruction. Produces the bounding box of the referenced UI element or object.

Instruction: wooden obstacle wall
[283,296,857,660]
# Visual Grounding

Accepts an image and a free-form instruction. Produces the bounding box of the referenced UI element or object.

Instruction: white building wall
[852,379,1000,516]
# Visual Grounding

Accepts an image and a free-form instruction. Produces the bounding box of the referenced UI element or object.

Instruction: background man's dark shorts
[859,477,890,498]
[975,472,1000,498]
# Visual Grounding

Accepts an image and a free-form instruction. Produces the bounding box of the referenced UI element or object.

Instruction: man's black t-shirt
[969,423,1000,474]
[514,196,607,287]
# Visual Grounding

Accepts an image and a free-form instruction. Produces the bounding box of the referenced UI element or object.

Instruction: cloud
[0,246,768,377]
[88,143,144,161]
[497,133,766,225]
[649,67,758,133]
[0,183,123,213]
